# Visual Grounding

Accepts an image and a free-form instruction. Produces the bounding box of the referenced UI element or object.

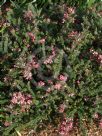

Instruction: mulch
[20,122,102,136]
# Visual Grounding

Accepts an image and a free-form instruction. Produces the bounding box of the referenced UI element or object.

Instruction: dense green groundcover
[0,0,102,7]
[0,1,102,135]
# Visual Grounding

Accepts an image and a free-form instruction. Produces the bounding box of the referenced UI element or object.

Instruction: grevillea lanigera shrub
[0,2,102,135]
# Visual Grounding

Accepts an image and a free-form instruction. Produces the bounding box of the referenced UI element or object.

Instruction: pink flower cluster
[52,75,67,91]
[68,31,78,39]
[46,75,68,92]
[59,118,73,135]
[31,56,40,69]
[48,80,53,84]
[24,10,33,21]
[44,56,53,64]
[90,49,102,65]
[59,75,67,82]
[23,56,39,80]
[4,121,12,127]
[76,80,80,85]
[67,7,75,14]
[11,92,32,106]
[23,67,32,80]
[27,32,35,42]
[46,87,52,93]
[38,81,45,87]
[62,7,75,23]
[46,79,66,93]
[39,38,46,44]
[44,48,56,65]
[93,113,99,119]
[54,83,62,90]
